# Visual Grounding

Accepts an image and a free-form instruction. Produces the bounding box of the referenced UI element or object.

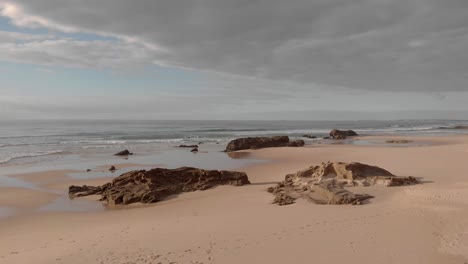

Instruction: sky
[0,0,467,120]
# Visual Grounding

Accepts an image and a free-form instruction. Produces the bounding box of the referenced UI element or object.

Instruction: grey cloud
[3,0,468,91]
[0,31,157,69]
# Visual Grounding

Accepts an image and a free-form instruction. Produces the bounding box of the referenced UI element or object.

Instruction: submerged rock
[225,136,304,152]
[386,140,413,144]
[303,135,317,139]
[114,150,133,156]
[109,166,116,171]
[268,162,418,206]
[329,129,358,139]
[439,125,468,130]
[178,145,199,148]
[190,148,199,153]
[69,167,250,206]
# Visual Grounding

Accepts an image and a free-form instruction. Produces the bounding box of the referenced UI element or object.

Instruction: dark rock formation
[190,148,198,153]
[178,145,199,148]
[303,135,317,139]
[439,125,468,130]
[86,169,91,172]
[114,150,133,156]
[268,162,418,206]
[288,140,305,147]
[225,136,304,152]
[69,167,250,206]
[329,129,358,139]
[109,166,116,171]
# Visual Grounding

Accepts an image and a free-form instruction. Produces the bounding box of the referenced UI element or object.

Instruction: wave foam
[0,151,66,164]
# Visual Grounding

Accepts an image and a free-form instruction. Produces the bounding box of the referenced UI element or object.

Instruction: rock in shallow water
[268,162,418,206]
[114,149,133,156]
[329,129,358,139]
[69,167,250,206]
[225,136,304,152]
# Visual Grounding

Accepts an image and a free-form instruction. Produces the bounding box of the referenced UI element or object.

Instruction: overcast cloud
[1,0,468,92]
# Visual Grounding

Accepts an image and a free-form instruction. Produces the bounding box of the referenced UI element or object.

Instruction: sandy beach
[1,135,468,263]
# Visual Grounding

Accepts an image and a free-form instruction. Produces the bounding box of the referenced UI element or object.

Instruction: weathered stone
[114,150,133,156]
[69,185,105,198]
[303,135,317,139]
[69,167,250,206]
[269,162,418,206]
[288,140,305,147]
[225,136,303,152]
[190,148,199,152]
[329,129,358,139]
[109,166,116,171]
[312,181,373,205]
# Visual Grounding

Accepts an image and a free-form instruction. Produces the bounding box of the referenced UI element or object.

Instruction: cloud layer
[2,0,468,91]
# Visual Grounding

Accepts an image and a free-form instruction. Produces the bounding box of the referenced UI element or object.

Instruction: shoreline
[0,134,467,263]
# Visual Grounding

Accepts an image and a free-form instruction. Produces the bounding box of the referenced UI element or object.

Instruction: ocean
[0,119,467,169]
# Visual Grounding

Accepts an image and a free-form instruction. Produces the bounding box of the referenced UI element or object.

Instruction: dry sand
[1,135,468,263]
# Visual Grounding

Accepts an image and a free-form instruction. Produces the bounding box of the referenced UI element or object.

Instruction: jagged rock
[114,150,133,156]
[109,166,116,171]
[386,140,413,144]
[191,148,199,153]
[69,185,105,198]
[225,136,304,152]
[268,162,418,206]
[68,167,250,206]
[178,145,199,148]
[312,181,373,205]
[329,129,358,139]
[303,135,317,139]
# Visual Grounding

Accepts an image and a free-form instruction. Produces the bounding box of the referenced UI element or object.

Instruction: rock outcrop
[303,135,317,139]
[329,129,358,139]
[109,166,116,171]
[69,167,250,206]
[114,149,133,156]
[225,136,304,152]
[268,162,418,206]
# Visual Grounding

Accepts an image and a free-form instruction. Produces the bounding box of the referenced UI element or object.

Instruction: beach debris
[329,129,358,139]
[68,167,250,206]
[114,149,133,156]
[178,145,199,148]
[109,166,116,171]
[190,148,199,153]
[225,136,305,152]
[268,162,418,206]
[386,140,413,144]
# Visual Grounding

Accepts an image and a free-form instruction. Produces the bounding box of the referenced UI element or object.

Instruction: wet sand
[0,135,468,263]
